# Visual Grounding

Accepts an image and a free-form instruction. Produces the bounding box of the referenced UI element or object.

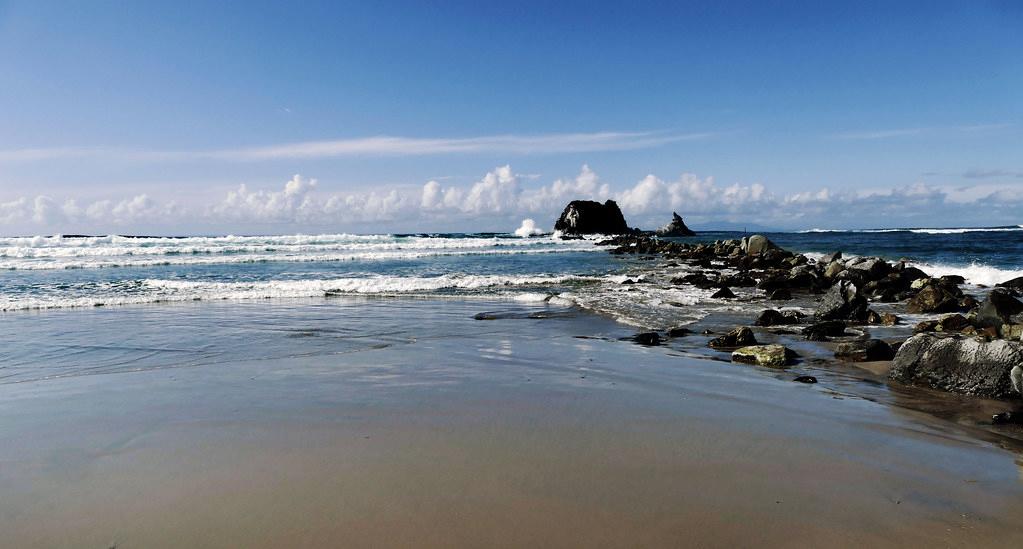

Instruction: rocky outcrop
[888,334,1023,399]
[732,344,794,367]
[554,200,631,235]
[755,309,802,326]
[814,281,868,322]
[802,321,848,341]
[655,212,696,237]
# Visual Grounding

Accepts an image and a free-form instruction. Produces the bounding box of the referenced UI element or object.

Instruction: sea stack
[554,200,631,235]
[655,212,696,237]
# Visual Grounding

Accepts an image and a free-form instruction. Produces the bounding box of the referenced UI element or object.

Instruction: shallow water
[2,298,1022,548]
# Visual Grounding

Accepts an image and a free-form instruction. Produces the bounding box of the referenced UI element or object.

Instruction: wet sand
[2,299,1023,548]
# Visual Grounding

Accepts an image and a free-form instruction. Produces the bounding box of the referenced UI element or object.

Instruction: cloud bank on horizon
[2,165,1021,235]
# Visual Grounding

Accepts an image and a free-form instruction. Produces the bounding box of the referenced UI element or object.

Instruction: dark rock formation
[888,334,1023,399]
[814,281,868,322]
[708,327,757,348]
[976,288,1023,329]
[834,339,895,362]
[802,321,848,341]
[793,375,818,384]
[768,289,792,300]
[655,212,696,237]
[633,332,662,346]
[667,327,692,337]
[711,287,736,299]
[906,282,961,314]
[554,200,630,235]
[755,309,802,327]
[997,276,1023,294]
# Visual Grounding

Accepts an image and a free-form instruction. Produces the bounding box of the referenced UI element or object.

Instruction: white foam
[513,219,545,237]
[909,261,1023,287]
[0,274,601,311]
[0,233,600,270]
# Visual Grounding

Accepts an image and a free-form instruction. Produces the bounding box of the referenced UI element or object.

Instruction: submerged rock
[633,332,662,346]
[793,375,818,384]
[655,212,696,237]
[888,334,1023,399]
[731,344,794,367]
[834,339,895,362]
[708,327,757,348]
[802,321,847,341]
[554,200,630,235]
[768,288,792,300]
[667,327,692,337]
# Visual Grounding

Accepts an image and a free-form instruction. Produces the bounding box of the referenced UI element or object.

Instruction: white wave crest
[909,261,1023,287]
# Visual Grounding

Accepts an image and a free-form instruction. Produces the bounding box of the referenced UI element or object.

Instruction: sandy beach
[2,298,1022,548]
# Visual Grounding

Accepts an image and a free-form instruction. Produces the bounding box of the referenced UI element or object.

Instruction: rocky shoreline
[553,199,1023,424]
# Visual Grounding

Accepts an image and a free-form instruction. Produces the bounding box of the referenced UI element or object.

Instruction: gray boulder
[814,280,868,322]
[889,334,1023,399]
[835,339,895,362]
[740,234,779,256]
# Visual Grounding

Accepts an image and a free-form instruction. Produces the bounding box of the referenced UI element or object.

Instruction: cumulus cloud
[2,166,1023,234]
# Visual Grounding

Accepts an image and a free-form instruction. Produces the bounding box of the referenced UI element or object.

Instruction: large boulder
[802,320,848,341]
[905,283,961,314]
[740,234,779,256]
[997,276,1023,293]
[814,280,868,322]
[888,334,1023,399]
[655,212,696,237]
[554,200,631,235]
[975,288,1023,329]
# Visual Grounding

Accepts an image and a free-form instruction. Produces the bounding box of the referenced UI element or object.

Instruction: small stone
[793,375,818,384]
[667,327,692,337]
[768,288,792,300]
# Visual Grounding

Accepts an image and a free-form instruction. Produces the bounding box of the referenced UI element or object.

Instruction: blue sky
[0,0,1021,234]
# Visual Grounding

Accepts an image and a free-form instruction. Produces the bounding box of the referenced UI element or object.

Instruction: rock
[960,296,979,311]
[667,327,692,337]
[802,321,847,341]
[820,252,842,264]
[866,310,882,324]
[741,235,779,256]
[768,288,792,300]
[940,275,966,286]
[654,212,696,237]
[848,258,892,279]
[731,344,793,367]
[1000,324,1023,341]
[975,288,1023,329]
[914,320,939,333]
[633,332,662,346]
[554,200,631,235]
[711,287,736,299]
[880,312,900,326]
[755,309,802,327]
[992,411,1023,425]
[888,334,1023,398]
[906,283,961,314]
[814,280,868,322]
[708,327,758,348]
[719,273,758,287]
[823,261,845,279]
[793,375,818,384]
[935,313,971,332]
[834,339,895,362]
[997,276,1023,292]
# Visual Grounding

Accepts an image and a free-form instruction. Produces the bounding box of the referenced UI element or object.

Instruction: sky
[0,0,1021,235]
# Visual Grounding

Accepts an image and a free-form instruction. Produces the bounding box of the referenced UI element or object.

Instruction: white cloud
[2,166,1023,234]
[0,131,707,163]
